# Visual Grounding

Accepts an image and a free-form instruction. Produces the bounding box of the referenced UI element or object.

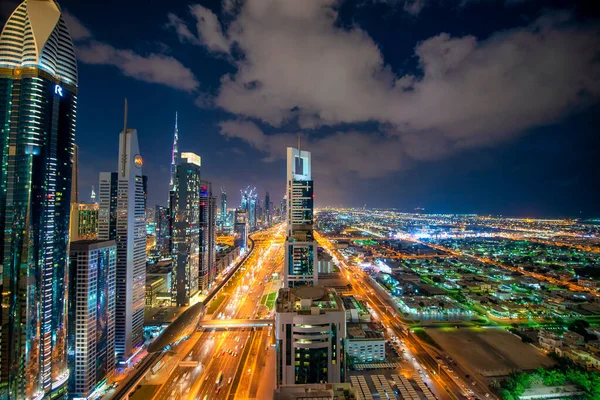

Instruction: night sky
[2,0,599,216]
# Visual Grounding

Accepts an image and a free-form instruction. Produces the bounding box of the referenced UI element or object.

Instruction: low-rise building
[563,331,585,347]
[557,347,600,371]
[342,296,371,323]
[538,330,563,352]
[347,325,385,363]
[318,250,334,274]
[216,245,240,274]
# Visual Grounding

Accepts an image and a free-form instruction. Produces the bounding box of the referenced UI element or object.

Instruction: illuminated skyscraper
[275,148,346,387]
[265,191,272,226]
[98,112,146,364]
[170,152,201,305]
[155,205,171,255]
[283,147,317,288]
[70,203,100,241]
[0,1,78,397]
[68,240,116,399]
[220,187,227,228]
[234,209,248,252]
[199,181,217,290]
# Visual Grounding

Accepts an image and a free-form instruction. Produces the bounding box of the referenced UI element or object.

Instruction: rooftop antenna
[124,98,128,133]
[298,135,301,152]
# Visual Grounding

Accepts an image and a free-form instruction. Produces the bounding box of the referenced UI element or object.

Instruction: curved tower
[0,1,78,398]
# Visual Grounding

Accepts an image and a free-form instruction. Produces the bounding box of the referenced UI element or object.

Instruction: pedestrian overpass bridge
[198,319,274,329]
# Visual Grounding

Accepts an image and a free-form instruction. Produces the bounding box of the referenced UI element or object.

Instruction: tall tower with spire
[169,112,179,194]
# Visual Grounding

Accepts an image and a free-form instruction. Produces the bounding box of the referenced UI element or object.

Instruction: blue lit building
[68,240,116,399]
[0,1,78,397]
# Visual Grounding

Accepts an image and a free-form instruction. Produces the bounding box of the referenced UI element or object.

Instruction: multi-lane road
[149,224,285,400]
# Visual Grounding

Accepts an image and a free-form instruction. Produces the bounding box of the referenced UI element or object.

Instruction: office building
[98,119,146,363]
[220,187,227,229]
[0,1,78,397]
[70,203,100,241]
[98,172,118,240]
[346,326,385,363]
[234,209,248,252]
[199,181,217,290]
[146,275,169,307]
[265,191,272,226]
[146,206,156,235]
[284,147,317,288]
[155,205,171,255]
[170,152,201,306]
[275,286,346,385]
[68,240,116,399]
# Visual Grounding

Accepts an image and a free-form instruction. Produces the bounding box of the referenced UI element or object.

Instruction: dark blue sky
[3,0,599,216]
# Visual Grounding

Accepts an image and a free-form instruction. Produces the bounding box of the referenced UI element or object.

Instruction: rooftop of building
[276,286,344,314]
[347,324,384,340]
[70,239,116,251]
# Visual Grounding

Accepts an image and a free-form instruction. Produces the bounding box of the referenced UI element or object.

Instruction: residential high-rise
[98,113,146,363]
[275,286,346,385]
[68,240,116,399]
[284,147,317,288]
[170,152,201,306]
[0,1,78,397]
[70,203,100,241]
[234,209,248,252]
[155,205,171,255]
[199,181,217,290]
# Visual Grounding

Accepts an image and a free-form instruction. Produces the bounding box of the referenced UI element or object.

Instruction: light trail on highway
[150,224,285,400]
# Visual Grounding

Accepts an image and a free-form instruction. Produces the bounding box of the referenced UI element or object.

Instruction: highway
[149,224,285,400]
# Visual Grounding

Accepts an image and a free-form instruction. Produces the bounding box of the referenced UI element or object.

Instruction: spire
[169,112,179,193]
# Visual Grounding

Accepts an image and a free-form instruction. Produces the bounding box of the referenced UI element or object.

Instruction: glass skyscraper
[199,181,217,291]
[170,152,201,306]
[68,240,116,399]
[284,148,317,288]
[0,1,78,398]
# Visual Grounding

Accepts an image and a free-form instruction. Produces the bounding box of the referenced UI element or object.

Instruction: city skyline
[2,0,599,216]
[1,2,600,400]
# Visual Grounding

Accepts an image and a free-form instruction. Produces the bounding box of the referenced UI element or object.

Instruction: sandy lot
[427,328,555,375]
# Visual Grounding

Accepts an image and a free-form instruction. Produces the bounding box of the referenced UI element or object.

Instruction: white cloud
[166,5,231,54]
[77,41,199,92]
[62,12,92,41]
[63,12,199,92]
[201,1,599,168]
